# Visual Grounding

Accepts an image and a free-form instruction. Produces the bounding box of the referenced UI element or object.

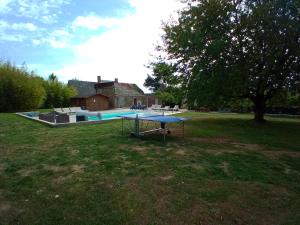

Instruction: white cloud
[11,22,37,31]
[1,33,26,42]
[73,14,123,30]
[0,0,70,24]
[0,0,71,45]
[18,0,70,22]
[32,29,73,48]
[54,0,184,91]
[47,29,72,48]
[32,39,41,45]
[0,20,37,32]
[0,0,13,12]
[0,19,8,29]
[0,20,37,42]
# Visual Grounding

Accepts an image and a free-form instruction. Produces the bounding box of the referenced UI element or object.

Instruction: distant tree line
[0,61,77,112]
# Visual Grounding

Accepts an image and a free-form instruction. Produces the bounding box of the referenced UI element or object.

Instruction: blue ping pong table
[118,113,187,142]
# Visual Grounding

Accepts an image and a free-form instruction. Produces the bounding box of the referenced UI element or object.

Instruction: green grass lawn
[0,112,300,225]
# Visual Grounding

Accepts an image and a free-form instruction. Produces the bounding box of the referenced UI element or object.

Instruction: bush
[0,61,46,112]
[42,75,77,108]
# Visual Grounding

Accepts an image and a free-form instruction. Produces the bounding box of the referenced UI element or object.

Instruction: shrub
[0,61,46,112]
[42,74,77,108]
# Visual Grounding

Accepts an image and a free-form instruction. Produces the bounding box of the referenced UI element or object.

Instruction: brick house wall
[70,98,87,109]
[86,94,109,111]
[95,81,146,108]
[97,84,116,108]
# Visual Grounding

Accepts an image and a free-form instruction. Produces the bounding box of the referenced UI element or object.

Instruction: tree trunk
[253,97,266,123]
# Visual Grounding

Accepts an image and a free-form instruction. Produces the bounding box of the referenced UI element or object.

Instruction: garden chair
[172,105,179,111]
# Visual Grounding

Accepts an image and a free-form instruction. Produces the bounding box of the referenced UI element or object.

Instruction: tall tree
[161,0,300,122]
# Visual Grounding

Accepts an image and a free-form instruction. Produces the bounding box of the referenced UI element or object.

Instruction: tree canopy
[144,60,184,106]
[159,0,300,121]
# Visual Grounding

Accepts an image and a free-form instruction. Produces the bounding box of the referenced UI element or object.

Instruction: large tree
[161,0,300,121]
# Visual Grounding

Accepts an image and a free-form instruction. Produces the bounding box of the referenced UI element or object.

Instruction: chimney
[97,76,101,83]
[114,78,118,83]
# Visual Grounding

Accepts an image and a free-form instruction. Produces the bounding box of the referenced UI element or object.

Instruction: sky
[0,0,185,92]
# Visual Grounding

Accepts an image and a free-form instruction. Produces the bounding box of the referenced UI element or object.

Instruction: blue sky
[0,0,183,91]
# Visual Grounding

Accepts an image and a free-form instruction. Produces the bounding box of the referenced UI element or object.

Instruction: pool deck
[16,108,184,127]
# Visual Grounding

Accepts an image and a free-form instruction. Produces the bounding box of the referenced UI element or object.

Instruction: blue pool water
[88,111,136,121]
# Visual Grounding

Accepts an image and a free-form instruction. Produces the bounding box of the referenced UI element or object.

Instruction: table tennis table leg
[122,118,123,135]
[135,116,140,137]
[182,121,184,138]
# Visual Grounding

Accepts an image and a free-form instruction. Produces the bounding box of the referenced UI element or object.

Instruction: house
[68,76,153,111]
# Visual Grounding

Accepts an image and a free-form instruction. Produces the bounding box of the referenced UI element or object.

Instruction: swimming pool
[17,110,180,127]
[88,111,137,121]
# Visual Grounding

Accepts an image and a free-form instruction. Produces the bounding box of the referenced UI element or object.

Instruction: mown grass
[0,112,299,225]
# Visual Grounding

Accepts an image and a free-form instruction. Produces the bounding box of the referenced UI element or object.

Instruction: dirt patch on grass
[261,150,300,159]
[191,164,205,171]
[119,144,129,150]
[122,160,132,166]
[232,142,263,151]
[70,149,79,156]
[160,175,174,181]
[70,164,85,174]
[44,165,68,173]
[132,146,149,154]
[146,157,156,161]
[51,164,84,185]
[175,149,186,155]
[91,160,101,165]
[17,168,35,177]
[0,201,11,213]
[52,175,72,185]
[206,149,241,155]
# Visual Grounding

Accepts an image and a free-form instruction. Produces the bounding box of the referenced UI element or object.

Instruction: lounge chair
[136,103,144,110]
[153,105,162,110]
[150,104,156,110]
[162,106,170,111]
[130,105,137,110]
[54,108,64,114]
[62,108,71,113]
[171,105,179,111]
[69,107,82,112]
